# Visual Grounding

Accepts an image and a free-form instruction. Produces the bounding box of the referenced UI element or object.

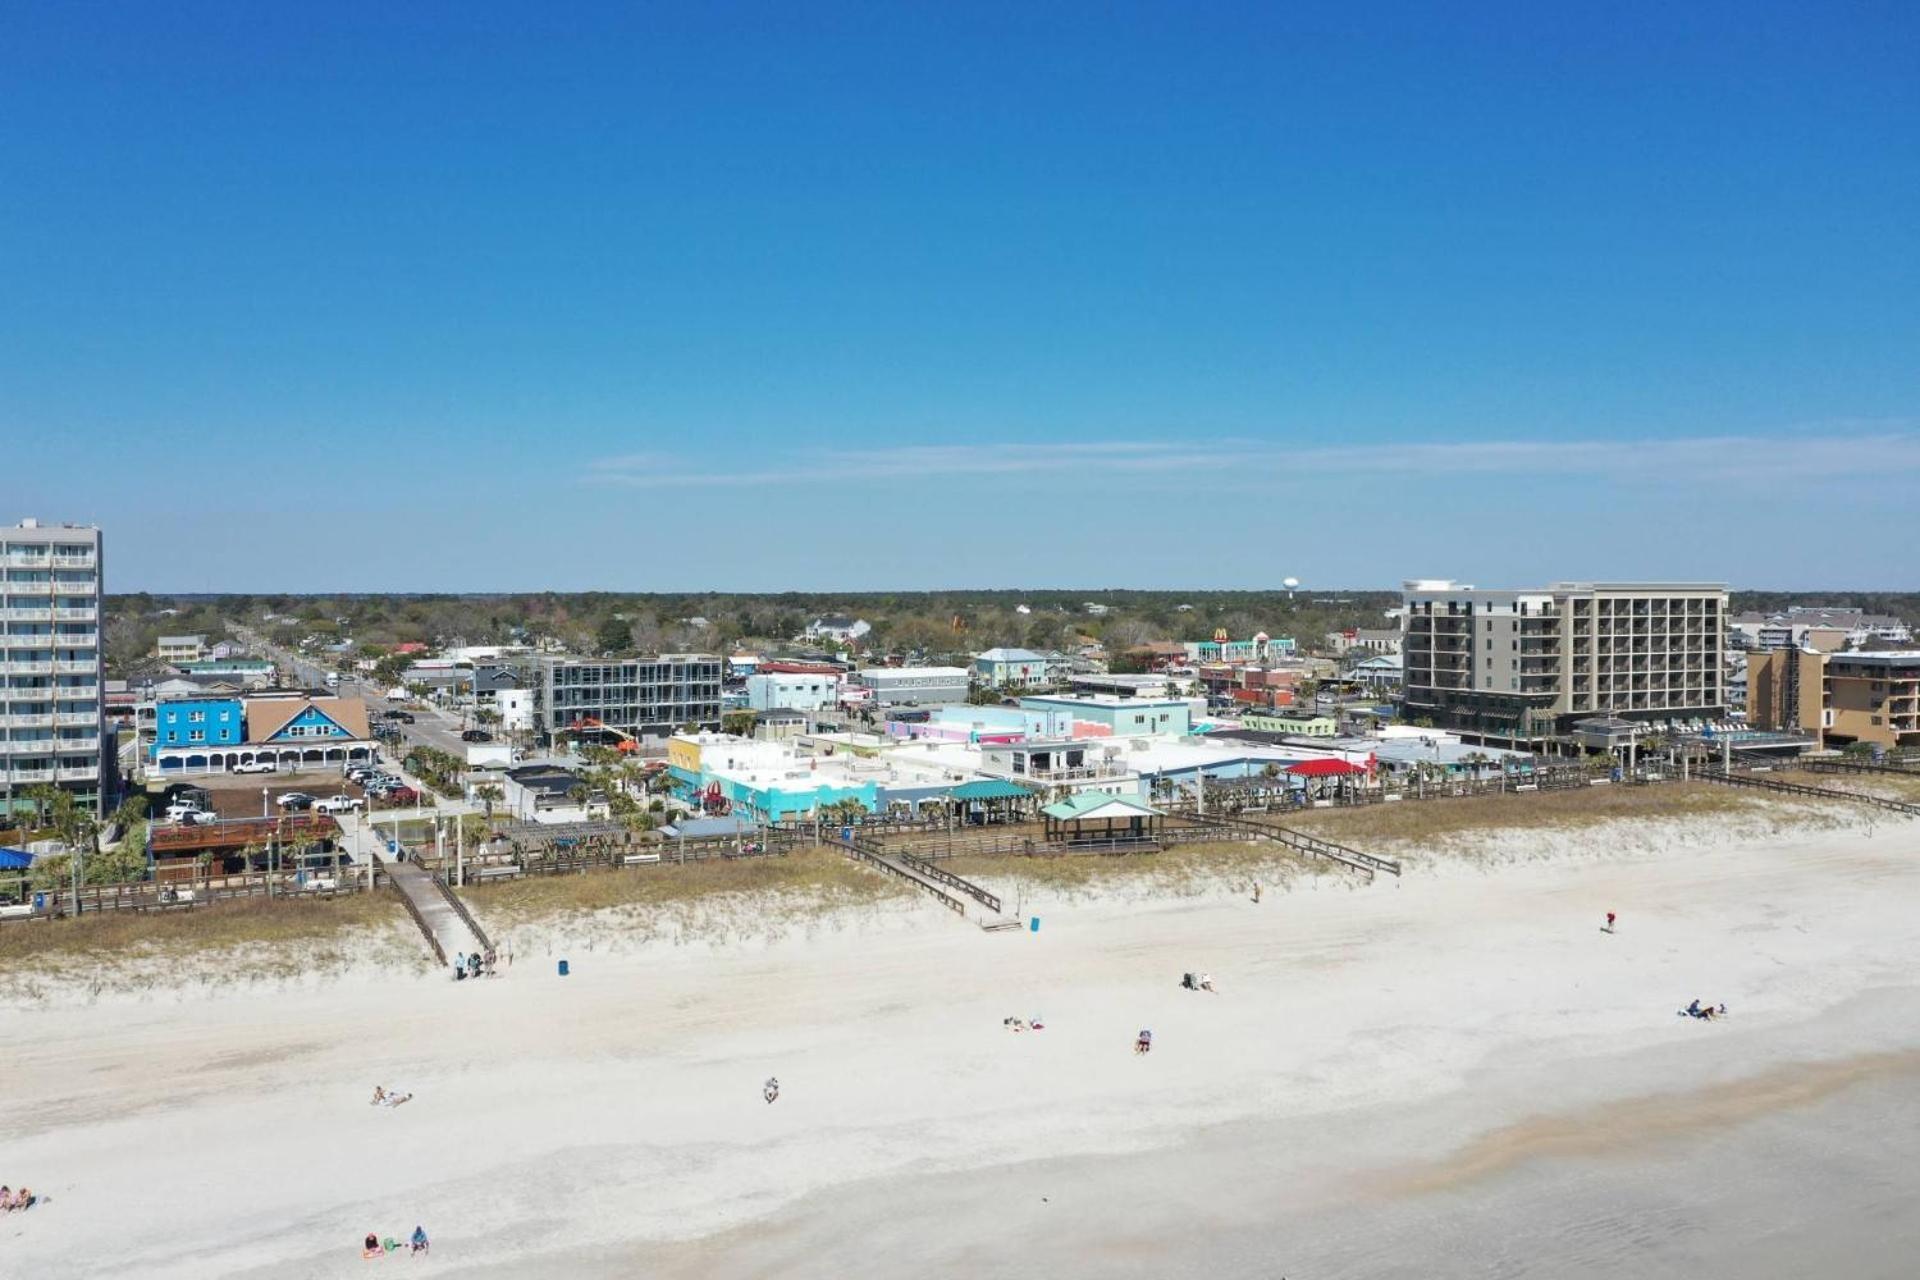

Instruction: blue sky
[3,2,1916,592]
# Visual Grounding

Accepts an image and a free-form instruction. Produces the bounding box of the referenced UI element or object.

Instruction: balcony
[55,711,98,727]
[5,661,53,676]
[54,608,96,623]
[56,765,99,781]
[6,767,54,782]
[2,738,57,756]
[2,608,51,623]
[54,660,98,675]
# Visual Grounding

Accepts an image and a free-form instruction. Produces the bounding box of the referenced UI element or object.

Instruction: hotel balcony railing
[54,661,98,675]
[2,608,52,622]
[4,661,53,676]
[5,767,55,782]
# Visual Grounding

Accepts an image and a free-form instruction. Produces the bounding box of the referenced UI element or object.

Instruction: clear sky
[3,2,1916,592]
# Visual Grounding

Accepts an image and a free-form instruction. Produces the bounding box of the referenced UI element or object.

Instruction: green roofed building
[1040,793,1162,845]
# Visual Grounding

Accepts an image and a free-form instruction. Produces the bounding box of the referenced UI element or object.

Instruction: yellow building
[1747,650,1920,749]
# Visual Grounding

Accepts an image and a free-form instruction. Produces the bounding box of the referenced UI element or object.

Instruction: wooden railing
[1696,768,1920,817]
[895,851,1001,913]
[830,834,969,918]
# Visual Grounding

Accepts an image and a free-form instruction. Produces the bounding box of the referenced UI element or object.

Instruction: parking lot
[156,770,371,821]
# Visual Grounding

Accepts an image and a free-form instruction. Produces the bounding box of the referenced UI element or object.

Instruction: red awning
[1285,758,1365,777]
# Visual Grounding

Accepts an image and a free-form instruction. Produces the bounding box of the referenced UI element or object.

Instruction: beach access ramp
[345,817,490,964]
[1188,813,1401,880]
[826,831,1017,930]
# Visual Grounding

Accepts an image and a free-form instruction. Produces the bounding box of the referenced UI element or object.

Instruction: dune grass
[464,846,913,925]
[0,890,408,965]
[0,891,428,1002]
[1274,783,1786,848]
[945,841,1327,897]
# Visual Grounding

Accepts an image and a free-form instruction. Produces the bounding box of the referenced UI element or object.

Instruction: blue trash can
[558,959,570,977]
[32,892,46,913]
[1030,917,1040,932]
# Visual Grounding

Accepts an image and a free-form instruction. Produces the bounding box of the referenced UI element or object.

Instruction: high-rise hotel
[1,519,107,818]
[1401,579,1728,744]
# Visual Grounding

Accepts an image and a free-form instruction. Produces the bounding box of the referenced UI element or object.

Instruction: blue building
[151,697,245,757]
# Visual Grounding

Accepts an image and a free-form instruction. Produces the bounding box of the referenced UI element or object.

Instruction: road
[227,623,486,758]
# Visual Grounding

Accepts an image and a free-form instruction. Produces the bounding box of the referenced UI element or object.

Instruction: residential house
[804,614,871,644]
[156,634,208,664]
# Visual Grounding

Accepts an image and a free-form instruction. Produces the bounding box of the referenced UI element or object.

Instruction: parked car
[275,792,315,811]
[314,795,364,814]
[164,804,211,824]
[380,709,409,721]
[460,729,493,743]
[390,711,416,724]
[232,760,277,775]
[378,786,419,806]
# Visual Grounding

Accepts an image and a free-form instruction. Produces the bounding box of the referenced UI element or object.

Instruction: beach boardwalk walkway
[345,816,490,965]
[828,831,1019,931]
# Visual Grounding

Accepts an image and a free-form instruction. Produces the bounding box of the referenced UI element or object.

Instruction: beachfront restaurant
[1041,794,1163,846]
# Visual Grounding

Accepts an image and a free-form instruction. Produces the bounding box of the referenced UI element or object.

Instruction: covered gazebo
[1041,794,1163,845]
[947,779,1036,825]
[1285,756,1369,802]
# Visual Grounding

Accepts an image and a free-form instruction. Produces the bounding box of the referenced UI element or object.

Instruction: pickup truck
[232,760,277,775]
[314,795,364,814]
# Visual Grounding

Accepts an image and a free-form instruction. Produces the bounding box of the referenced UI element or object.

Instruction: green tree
[595,616,632,656]
[721,710,757,737]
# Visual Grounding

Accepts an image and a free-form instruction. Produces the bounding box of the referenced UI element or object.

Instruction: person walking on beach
[1604,911,1616,933]
[1252,881,1262,905]
[764,1077,781,1104]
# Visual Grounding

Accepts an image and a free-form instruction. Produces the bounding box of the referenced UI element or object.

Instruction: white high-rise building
[2,519,107,818]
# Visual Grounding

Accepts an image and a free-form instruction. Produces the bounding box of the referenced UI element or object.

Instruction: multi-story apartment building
[1747,649,1920,750]
[537,653,724,742]
[1,520,107,818]
[1401,580,1727,742]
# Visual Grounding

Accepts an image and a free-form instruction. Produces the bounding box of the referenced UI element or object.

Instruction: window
[189,730,205,742]
[189,711,206,723]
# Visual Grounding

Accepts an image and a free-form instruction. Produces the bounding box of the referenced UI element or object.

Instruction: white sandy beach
[6,812,1920,1278]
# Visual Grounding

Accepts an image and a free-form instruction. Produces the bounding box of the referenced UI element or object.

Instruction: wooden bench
[621,852,661,866]
[471,865,525,881]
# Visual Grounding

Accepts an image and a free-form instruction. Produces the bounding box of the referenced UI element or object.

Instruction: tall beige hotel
[1401,579,1728,745]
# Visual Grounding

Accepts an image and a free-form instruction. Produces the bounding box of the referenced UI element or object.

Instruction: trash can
[1030,917,1040,932]
[32,892,46,913]
[558,959,570,977]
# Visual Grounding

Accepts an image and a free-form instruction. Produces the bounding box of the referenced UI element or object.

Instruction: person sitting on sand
[371,1085,386,1106]
[411,1225,429,1254]
[1200,973,1216,993]
[1717,1003,1728,1017]
[364,1232,380,1256]
[764,1077,780,1104]
[1686,998,1702,1018]
[1135,1029,1153,1055]
[1029,1015,1044,1031]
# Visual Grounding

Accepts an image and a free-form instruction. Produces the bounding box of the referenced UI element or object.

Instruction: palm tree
[473,784,504,822]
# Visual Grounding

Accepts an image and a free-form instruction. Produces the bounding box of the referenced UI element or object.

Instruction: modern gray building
[1401,579,1727,744]
[537,653,724,742]
[2,520,107,818]
[853,665,970,707]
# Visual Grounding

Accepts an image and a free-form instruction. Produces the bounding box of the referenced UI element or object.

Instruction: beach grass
[0,889,407,964]
[464,846,914,925]
[0,890,425,1001]
[1768,769,1920,804]
[1273,782,1788,848]
[945,841,1327,896]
